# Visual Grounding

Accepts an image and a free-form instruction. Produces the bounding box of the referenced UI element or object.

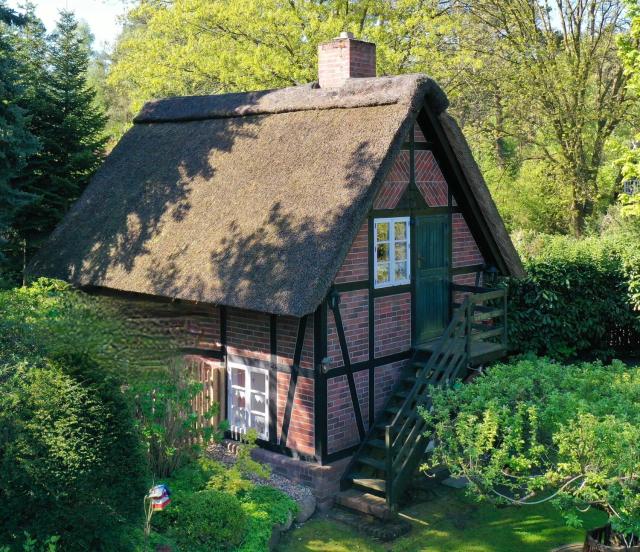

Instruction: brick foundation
[251,447,352,510]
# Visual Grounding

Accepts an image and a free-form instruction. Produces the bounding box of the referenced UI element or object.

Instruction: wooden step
[358,455,386,471]
[349,475,386,494]
[335,489,392,520]
[367,438,386,450]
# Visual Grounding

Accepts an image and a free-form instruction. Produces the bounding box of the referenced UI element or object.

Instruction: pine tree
[11,10,107,273]
[0,2,38,268]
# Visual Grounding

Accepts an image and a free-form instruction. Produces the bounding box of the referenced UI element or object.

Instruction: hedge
[507,233,640,359]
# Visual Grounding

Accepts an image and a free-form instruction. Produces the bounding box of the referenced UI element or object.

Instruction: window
[228,363,269,440]
[374,217,410,288]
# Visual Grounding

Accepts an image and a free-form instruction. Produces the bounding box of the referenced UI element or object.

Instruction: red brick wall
[274,315,315,456]
[318,37,376,89]
[373,150,409,209]
[374,293,411,358]
[277,372,315,456]
[227,308,270,362]
[334,222,368,284]
[374,360,409,418]
[415,150,448,207]
[319,118,488,458]
[120,299,222,350]
[326,370,369,454]
[327,290,369,370]
[276,315,314,370]
[126,300,317,457]
[453,212,484,268]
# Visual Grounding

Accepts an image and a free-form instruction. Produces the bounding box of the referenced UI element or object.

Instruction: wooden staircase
[336,284,508,518]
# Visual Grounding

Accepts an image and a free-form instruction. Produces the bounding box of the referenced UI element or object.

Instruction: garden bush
[424,356,640,544]
[238,486,298,552]
[0,355,147,550]
[152,455,297,551]
[507,232,640,358]
[0,280,149,550]
[165,490,247,552]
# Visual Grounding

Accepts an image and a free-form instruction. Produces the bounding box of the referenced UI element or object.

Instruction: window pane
[377,243,389,262]
[376,222,389,242]
[231,388,246,409]
[377,262,390,284]
[395,242,407,261]
[251,392,266,413]
[394,221,407,241]
[250,371,266,394]
[231,368,245,387]
[253,415,266,438]
[395,261,408,281]
[231,408,247,429]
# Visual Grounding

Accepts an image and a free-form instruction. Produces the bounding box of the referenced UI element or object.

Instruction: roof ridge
[133,74,449,124]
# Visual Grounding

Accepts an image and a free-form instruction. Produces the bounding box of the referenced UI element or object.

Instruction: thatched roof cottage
[30,33,523,514]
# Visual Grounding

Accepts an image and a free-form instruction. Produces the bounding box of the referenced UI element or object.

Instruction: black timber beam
[279,315,308,448]
[330,295,366,440]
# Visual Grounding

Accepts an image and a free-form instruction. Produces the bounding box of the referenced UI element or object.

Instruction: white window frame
[227,362,269,441]
[373,216,411,289]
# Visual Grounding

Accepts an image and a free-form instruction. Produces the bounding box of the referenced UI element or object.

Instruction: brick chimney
[318,32,376,88]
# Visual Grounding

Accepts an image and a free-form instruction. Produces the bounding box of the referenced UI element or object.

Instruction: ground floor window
[228,362,269,440]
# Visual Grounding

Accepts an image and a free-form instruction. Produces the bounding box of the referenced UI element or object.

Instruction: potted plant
[422,357,640,550]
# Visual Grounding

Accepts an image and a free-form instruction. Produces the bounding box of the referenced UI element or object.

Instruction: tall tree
[0,2,38,264]
[11,10,107,274]
[107,0,463,115]
[460,0,633,235]
[615,0,640,220]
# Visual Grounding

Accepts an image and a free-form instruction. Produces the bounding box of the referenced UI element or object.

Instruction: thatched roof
[29,74,523,316]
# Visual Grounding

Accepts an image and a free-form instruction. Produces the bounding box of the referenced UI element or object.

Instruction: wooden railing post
[502,288,508,348]
[465,297,472,363]
[385,425,393,507]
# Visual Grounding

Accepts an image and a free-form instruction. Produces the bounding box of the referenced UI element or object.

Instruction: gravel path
[206,441,314,502]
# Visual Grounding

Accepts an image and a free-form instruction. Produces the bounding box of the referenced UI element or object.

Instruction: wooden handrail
[341,283,508,510]
[383,284,508,508]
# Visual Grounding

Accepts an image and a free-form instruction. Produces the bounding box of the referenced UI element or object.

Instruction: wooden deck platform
[416,338,506,365]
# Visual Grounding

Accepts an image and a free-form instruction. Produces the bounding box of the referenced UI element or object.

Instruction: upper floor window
[374,217,410,288]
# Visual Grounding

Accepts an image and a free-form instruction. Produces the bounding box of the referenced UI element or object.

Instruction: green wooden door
[415,215,450,345]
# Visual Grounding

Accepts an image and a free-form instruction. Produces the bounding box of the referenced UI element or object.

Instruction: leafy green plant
[423,357,640,547]
[206,430,270,495]
[133,359,225,477]
[508,233,640,358]
[0,356,147,550]
[151,450,296,551]
[160,489,247,551]
[0,534,59,552]
[0,279,171,550]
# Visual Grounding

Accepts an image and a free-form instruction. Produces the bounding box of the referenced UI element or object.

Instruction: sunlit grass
[278,486,606,552]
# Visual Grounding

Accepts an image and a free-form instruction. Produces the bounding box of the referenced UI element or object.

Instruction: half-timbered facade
[29,33,524,508]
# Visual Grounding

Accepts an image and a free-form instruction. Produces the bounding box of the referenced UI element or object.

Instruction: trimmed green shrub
[238,486,298,552]
[0,357,147,550]
[508,233,640,358]
[0,280,149,550]
[152,456,297,552]
[163,490,247,552]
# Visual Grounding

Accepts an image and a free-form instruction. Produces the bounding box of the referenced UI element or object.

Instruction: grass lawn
[277,486,606,552]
